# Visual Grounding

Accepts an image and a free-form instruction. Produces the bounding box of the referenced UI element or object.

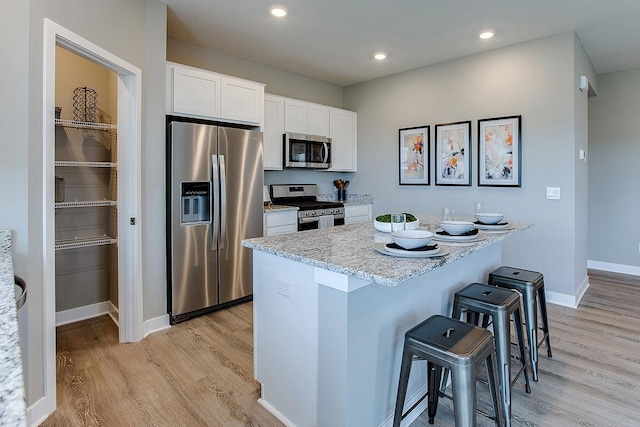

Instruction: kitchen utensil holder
[337,189,346,201]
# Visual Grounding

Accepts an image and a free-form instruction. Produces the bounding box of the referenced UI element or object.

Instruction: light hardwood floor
[42,270,640,426]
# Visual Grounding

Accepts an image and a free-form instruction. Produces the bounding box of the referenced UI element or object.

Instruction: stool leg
[485,352,504,427]
[393,345,414,427]
[537,285,553,358]
[522,286,539,381]
[513,308,531,394]
[451,365,477,427]
[492,312,512,427]
[440,300,465,395]
[427,362,443,424]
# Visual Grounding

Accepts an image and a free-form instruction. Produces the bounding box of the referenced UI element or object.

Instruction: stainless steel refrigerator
[166,120,263,324]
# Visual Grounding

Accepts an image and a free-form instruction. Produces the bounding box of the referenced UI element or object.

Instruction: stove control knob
[311,211,316,216]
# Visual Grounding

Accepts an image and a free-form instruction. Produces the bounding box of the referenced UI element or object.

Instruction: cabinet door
[307,103,330,137]
[344,204,371,225]
[221,77,264,125]
[172,66,221,119]
[264,95,284,170]
[328,108,357,172]
[264,211,298,236]
[284,99,308,134]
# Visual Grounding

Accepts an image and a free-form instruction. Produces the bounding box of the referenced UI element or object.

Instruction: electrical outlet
[277,280,291,299]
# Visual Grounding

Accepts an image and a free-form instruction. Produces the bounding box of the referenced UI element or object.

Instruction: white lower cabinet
[344,204,371,225]
[264,210,298,236]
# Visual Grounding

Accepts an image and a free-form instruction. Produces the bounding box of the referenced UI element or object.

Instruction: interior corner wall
[22,0,167,413]
[588,68,640,269]
[166,38,343,107]
[572,34,595,293]
[343,32,581,297]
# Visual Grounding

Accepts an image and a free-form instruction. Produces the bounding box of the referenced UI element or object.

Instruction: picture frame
[434,120,471,186]
[478,115,522,187]
[399,126,430,185]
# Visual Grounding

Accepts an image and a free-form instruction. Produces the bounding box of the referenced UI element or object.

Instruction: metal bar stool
[489,266,552,381]
[443,283,531,427]
[393,315,503,427]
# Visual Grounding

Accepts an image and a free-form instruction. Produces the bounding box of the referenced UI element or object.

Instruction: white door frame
[42,18,143,416]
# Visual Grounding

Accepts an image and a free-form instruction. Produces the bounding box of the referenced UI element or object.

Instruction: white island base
[253,243,502,427]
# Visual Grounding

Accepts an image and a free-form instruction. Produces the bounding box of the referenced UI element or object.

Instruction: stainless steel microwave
[284,133,331,169]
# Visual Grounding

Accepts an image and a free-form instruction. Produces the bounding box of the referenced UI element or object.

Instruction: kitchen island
[242,215,531,427]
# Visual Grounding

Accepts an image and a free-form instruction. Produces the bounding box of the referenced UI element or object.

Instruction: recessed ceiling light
[374,52,387,60]
[479,31,494,40]
[270,7,287,17]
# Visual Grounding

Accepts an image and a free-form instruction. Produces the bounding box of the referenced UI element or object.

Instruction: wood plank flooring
[41,302,283,427]
[411,269,640,427]
[42,270,640,426]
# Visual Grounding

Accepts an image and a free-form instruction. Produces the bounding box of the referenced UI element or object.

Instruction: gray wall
[1,0,167,410]
[343,32,591,298]
[588,68,640,267]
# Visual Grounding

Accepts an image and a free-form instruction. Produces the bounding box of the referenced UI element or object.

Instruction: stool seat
[489,266,553,382]
[446,283,531,427]
[393,315,503,427]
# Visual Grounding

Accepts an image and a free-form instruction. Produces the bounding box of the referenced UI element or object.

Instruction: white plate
[384,242,440,256]
[433,231,485,242]
[473,221,510,230]
[373,242,449,258]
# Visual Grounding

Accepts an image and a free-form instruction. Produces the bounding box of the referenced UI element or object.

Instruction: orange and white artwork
[478,116,521,187]
[399,126,430,185]
[435,121,471,186]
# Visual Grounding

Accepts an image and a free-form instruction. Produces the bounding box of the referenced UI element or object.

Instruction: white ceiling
[164,0,640,87]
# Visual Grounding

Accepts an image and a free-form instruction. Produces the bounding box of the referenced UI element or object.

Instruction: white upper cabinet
[328,107,357,172]
[284,99,329,136]
[263,94,284,170]
[171,66,221,118]
[167,62,264,126]
[220,76,264,124]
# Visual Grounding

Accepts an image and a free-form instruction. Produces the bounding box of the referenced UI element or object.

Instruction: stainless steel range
[270,184,345,231]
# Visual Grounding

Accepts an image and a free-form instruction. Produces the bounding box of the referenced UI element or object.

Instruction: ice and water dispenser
[180,181,211,225]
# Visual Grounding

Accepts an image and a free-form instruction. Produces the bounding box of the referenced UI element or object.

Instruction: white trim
[378,385,428,427]
[575,276,590,306]
[26,396,48,427]
[43,18,143,420]
[587,260,640,277]
[258,398,297,427]
[143,314,171,338]
[55,301,118,327]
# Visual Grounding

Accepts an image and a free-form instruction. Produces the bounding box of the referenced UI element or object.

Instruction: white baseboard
[258,398,297,427]
[55,301,118,326]
[379,385,428,427]
[143,314,171,338]
[587,260,640,277]
[27,396,48,427]
[545,276,590,309]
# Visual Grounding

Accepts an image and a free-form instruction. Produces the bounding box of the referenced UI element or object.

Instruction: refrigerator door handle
[219,154,227,250]
[211,154,220,251]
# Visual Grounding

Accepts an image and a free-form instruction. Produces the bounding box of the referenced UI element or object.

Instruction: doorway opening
[43,19,142,419]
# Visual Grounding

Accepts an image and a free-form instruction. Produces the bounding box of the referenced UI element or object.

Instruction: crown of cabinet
[166,62,265,126]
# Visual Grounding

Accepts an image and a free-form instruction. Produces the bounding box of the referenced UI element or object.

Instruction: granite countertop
[243,214,532,287]
[263,204,299,213]
[317,193,372,205]
[0,231,27,426]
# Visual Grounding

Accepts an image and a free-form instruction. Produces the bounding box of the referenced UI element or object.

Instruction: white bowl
[438,220,474,235]
[474,212,504,225]
[390,229,433,249]
[374,218,419,233]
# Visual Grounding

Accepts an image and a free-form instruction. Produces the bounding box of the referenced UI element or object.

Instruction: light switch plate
[546,187,561,200]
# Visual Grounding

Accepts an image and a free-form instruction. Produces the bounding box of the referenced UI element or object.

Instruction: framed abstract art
[435,120,471,186]
[478,115,522,187]
[399,126,430,185]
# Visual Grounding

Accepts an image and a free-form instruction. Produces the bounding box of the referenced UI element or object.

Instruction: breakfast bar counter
[242,215,531,427]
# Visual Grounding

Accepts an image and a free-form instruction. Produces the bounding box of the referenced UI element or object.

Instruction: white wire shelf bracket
[55,161,117,168]
[55,200,117,208]
[55,235,118,250]
[55,119,117,131]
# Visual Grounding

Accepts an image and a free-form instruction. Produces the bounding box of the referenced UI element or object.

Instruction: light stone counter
[263,204,298,213]
[0,230,27,426]
[317,193,372,204]
[243,214,531,287]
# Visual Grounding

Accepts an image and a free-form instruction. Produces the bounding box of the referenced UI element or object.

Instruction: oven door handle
[299,217,320,224]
